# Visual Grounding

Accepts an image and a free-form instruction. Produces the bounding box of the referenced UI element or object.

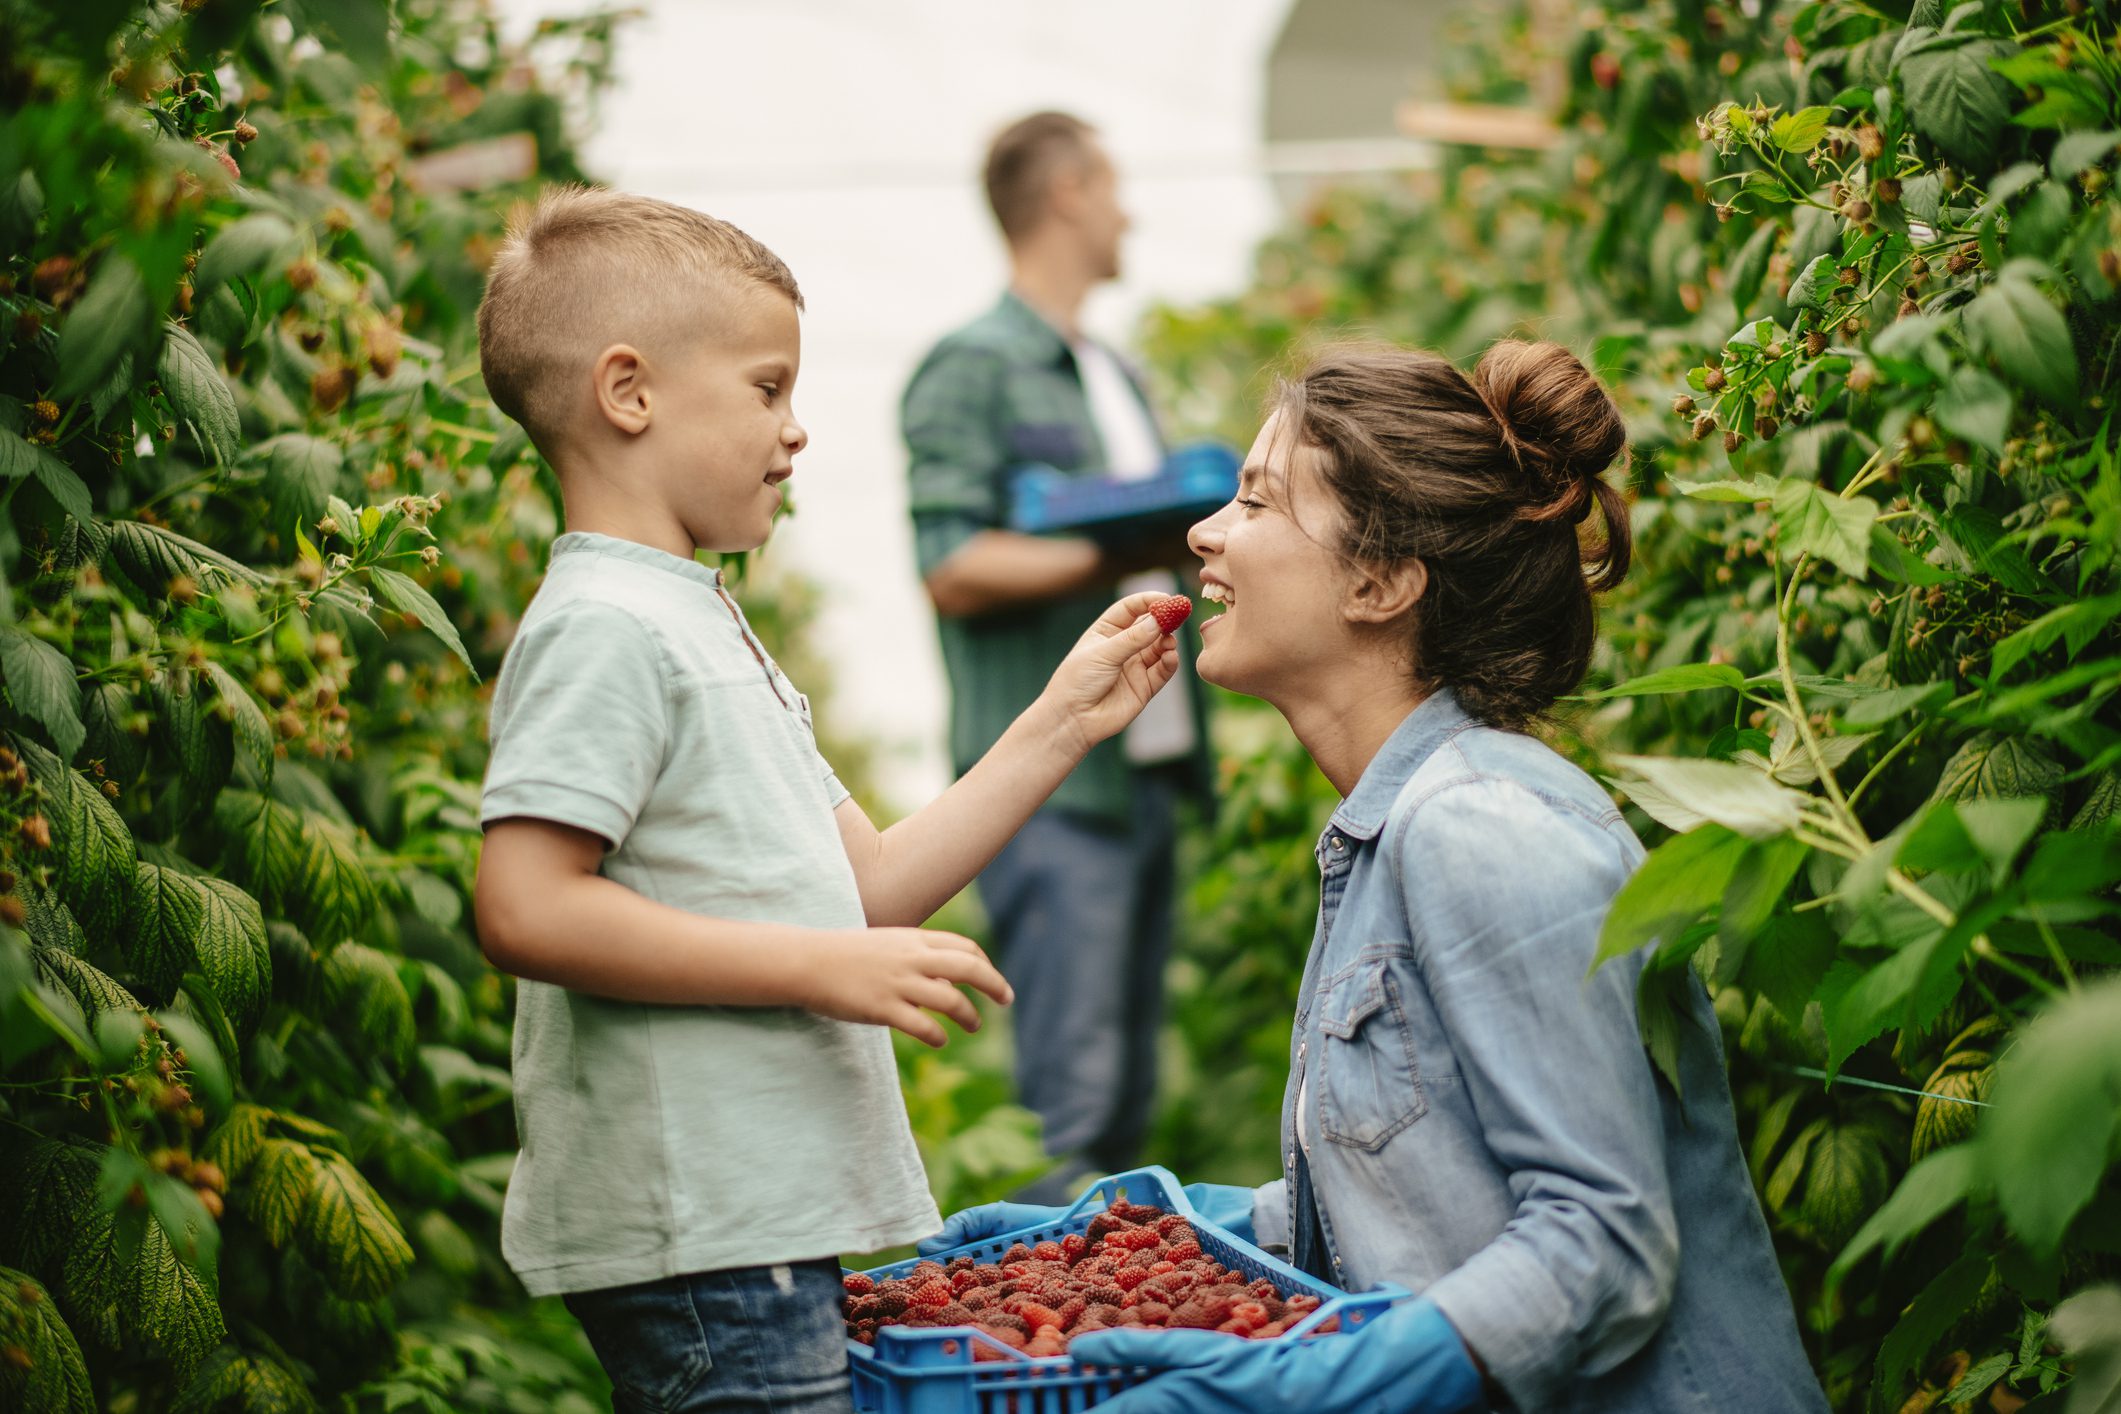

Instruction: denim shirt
[1255,691,1826,1414]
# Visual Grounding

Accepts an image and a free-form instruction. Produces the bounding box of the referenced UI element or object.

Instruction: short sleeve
[481,600,671,850]
[903,344,1009,575]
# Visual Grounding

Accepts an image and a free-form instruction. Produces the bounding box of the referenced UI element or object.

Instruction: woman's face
[1188,410,1359,702]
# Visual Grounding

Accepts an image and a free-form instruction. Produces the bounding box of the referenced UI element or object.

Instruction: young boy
[470,185,1184,1413]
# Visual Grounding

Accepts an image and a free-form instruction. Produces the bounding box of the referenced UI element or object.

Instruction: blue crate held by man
[845,1167,1406,1414]
[1006,443,1242,539]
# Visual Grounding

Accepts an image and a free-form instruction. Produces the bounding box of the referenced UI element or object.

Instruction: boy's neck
[557,479,704,567]
[1009,251,1098,343]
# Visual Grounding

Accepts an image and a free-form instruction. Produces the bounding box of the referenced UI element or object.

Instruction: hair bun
[1472,340,1627,525]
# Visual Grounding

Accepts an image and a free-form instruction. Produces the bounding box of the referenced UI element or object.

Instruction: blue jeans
[977,771,1178,1202]
[563,1258,852,1413]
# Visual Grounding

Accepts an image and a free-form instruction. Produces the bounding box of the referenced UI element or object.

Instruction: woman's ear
[1345,558,1427,626]
[591,344,651,435]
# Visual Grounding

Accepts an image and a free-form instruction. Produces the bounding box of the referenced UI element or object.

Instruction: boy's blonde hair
[477,185,803,452]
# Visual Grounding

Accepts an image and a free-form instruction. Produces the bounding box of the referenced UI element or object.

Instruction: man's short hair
[983,111,1098,244]
[476,185,802,452]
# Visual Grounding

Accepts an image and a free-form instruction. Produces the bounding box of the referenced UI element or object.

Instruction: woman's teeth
[1201,582,1234,608]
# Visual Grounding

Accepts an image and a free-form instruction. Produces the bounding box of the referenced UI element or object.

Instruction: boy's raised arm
[475,818,1011,1047]
[834,591,1180,928]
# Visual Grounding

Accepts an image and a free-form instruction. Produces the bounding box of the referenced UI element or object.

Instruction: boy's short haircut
[477,185,802,453]
[983,111,1097,244]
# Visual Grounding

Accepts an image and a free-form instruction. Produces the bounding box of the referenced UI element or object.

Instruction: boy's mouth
[764,469,792,486]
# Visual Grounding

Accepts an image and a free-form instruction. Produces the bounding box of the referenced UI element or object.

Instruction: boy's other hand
[1038,591,1183,756]
[805,929,1013,1049]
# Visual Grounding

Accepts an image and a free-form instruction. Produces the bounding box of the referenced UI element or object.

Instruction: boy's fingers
[911,979,983,1034]
[929,949,1014,1006]
[891,1006,949,1049]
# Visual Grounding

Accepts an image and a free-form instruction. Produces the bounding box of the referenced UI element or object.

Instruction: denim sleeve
[1394,778,1679,1411]
[903,344,1009,576]
[1251,1178,1291,1253]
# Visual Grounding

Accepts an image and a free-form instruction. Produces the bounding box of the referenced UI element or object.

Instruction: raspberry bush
[1143,1,2121,1408]
[0,2,638,1408]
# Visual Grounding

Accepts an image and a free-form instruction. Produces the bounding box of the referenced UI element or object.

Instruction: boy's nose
[784,419,808,454]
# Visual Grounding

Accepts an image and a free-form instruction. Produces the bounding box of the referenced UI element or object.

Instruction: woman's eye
[1237,496,1267,511]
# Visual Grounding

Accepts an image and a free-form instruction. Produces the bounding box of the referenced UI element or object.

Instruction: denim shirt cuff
[1250,1178,1290,1253]
[1423,1246,1577,1411]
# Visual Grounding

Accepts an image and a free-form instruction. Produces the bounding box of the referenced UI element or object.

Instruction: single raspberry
[1149,1259,1176,1275]
[1253,1319,1290,1339]
[1172,1299,1224,1329]
[1003,1243,1033,1264]
[1086,1214,1131,1245]
[1133,1300,1173,1326]
[1146,595,1192,634]
[1017,1301,1064,1332]
[843,1272,876,1297]
[1231,1301,1270,1327]
[1057,1296,1089,1329]
[907,1278,952,1309]
[1165,1241,1203,1264]
[980,1321,1029,1349]
[1025,1326,1068,1358]
[1115,1305,1144,1325]
[1086,1283,1126,1307]
[1031,1240,1065,1262]
[1061,1233,1089,1263]
[976,1267,1005,1288]
[1248,1278,1279,1301]
[1154,1214,1193,1239]
[1085,1302,1125,1325]
[1117,1202,1168,1223]
[1285,1294,1321,1316]
[912,1261,947,1281]
[984,1311,1030,1337]
[947,1256,976,1274]
[1112,1267,1152,1292]
[951,1270,978,1295]
[871,1290,909,1318]
[963,1288,996,1312]
[1217,1317,1256,1335]
[934,1301,974,1326]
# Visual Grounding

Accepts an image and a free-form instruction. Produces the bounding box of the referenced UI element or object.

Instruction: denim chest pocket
[1315,960,1427,1152]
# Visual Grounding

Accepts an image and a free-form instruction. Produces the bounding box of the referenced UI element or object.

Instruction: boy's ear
[591,344,651,436]
[1343,558,1427,626]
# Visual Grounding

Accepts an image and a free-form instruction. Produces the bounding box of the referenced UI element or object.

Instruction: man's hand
[800,929,1014,1049]
[1033,591,1182,756]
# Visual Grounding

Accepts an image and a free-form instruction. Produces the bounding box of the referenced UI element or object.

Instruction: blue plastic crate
[847,1167,1406,1414]
[1006,443,1241,538]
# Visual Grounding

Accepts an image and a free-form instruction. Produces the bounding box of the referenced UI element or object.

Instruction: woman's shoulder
[1385,724,1642,887]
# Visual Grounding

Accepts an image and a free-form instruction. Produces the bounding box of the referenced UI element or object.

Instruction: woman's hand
[798,929,1013,1049]
[1072,1297,1485,1414]
[1034,592,1183,757]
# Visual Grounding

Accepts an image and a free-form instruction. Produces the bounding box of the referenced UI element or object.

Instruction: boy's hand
[802,929,1013,1048]
[1038,591,1184,756]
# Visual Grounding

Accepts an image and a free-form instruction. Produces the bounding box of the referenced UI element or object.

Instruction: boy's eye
[758,384,779,400]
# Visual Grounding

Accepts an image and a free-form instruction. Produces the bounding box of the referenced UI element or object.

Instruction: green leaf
[126,1202,224,1380]
[1898,796,2045,877]
[1964,270,2080,408]
[2050,128,2121,178]
[129,862,205,1002]
[1843,680,1947,726]
[202,1104,273,1184]
[54,255,155,400]
[193,212,299,292]
[256,433,343,533]
[1578,662,1745,699]
[1930,366,2013,454]
[1911,1049,1992,1161]
[1820,929,1955,1070]
[1608,755,1807,838]
[1869,526,1957,586]
[34,948,141,1022]
[1738,909,1838,1021]
[154,1006,232,1113]
[2071,772,2121,831]
[1830,1144,1983,1286]
[1991,593,2121,681]
[1800,1120,1893,1249]
[296,812,378,944]
[80,681,144,783]
[1719,833,1810,960]
[191,877,270,1039]
[1896,37,2017,164]
[153,670,235,818]
[1593,823,1750,967]
[367,566,474,675]
[18,739,138,942]
[0,625,84,761]
[1874,1250,1994,1405]
[297,1151,412,1300]
[1671,474,1780,502]
[1786,253,1838,310]
[2047,1287,2121,1414]
[1774,479,1878,579]
[244,1139,322,1248]
[157,323,239,465]
[0,1266,94,1413]
[1937,504,2047,595]
[172,1347,324,1414]
[321,941,413,1067]
[29,451,92,525]
[1931,731,2064,814]
[1771,106,1833,152]
[105,521,267,598]
[1978,978,2121,1258]
[200,661,274,777]
[214,791,306,915]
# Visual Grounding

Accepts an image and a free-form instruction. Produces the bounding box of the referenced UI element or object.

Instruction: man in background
[902,112,1212,1203]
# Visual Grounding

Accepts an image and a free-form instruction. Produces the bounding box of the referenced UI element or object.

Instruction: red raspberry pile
[843,1199,1335,1360]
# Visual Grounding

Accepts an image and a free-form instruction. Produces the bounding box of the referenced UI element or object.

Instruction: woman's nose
[1187,505,1227,558]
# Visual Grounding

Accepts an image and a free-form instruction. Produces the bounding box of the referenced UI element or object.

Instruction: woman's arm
[1397,776,1681,1411]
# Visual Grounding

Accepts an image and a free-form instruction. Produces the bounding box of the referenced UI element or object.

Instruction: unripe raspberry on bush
[19,815,50,850]
[1703,367,1726,392]
[1693,414,1716,441]
[1673,394,1695,416]
[1841,314,1865,338]
[0,895,24,928]
[286,258,318,292]
[1847,363,1878,394]
[1805,330,1828,357]
[1853,125,1885,162]
[1897,295,1921,319]
[1874,177,1901,204]
[311,366,355,413]
[1757,415,1780,441]
[31,254,74,299]
[2101,250,2120,285]
[1723,430,1743,453]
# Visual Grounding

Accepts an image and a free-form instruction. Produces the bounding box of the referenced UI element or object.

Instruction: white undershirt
[1071,338,1197,766]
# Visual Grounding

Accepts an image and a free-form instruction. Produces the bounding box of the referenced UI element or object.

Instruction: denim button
[1330,835,1345,851]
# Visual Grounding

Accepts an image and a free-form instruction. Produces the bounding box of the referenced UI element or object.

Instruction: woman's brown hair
[1275,339,1631,731]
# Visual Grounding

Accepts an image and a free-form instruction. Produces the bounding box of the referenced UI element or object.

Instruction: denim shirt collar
[1324,688,1475,846]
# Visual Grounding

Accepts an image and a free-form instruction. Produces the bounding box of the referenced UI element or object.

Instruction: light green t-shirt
[480,531,939,1297]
